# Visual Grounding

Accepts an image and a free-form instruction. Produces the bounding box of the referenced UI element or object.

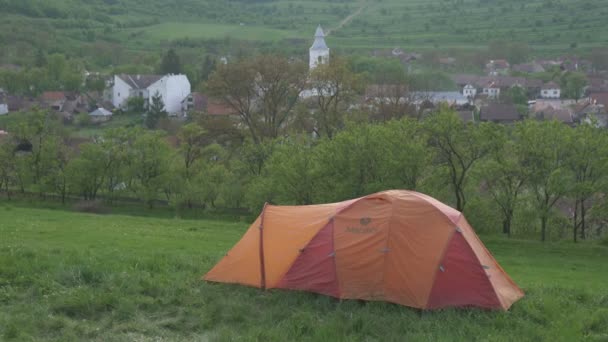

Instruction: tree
[67,143,107,200]
[127,96,146,114]
[129,130,172,208]
[516,120,571,241]
[0,138,17,199]
[160,49,182,74]
[503,86,528,106]
[424,108,500,211]
[262,136,319,205]
[207,55,308,144]
[145,92,167,129]
[178,123,207,178]
[560,72,587,101]
[200,55,217,83]
[480,126,528,236]
[565,124,608,242]
[308,57,362,138]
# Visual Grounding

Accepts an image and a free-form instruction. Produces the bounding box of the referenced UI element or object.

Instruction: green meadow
[1,203,607,341]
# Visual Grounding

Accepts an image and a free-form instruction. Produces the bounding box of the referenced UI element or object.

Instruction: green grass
[1,203,607,341]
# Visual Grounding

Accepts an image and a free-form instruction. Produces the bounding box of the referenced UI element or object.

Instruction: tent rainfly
[203,190,524,310]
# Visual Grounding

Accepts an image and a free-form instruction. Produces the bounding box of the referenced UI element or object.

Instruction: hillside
[1,0,607,67]
[0,204,607,340]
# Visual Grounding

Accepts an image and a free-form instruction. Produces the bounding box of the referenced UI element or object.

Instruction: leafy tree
[262,136,319,205]
[516,120,571,241]
[129,130,172,207]
[480,126,528,236]
[560,72,587,100]
[565,123,608,242]
[178,123,207,177]
[200,55,217,83]
[503,86,528,106]
[160,49,182,74]
[424,108,500,211]
[207,55,308,143]
[308,57,362,138]
[67,143,107,200]
[0,138,17,198]
[145,92,167,129]
[127,96,146,114]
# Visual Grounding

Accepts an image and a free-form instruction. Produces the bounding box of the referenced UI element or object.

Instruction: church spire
[309,25,330,70]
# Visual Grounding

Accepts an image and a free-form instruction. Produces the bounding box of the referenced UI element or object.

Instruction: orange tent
[203,190,524,310]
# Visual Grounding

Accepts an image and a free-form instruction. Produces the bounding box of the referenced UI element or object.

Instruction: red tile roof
[41,91,67,102]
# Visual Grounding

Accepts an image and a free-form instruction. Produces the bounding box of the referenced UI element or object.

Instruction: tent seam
[423,228,457,309]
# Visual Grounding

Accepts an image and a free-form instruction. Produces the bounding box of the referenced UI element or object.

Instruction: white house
[463,84,477,98]
[309,25,330,70]
[482,81,501,98]
[111,74,191,114]
[0,103,7,115]
[541,81,561,99]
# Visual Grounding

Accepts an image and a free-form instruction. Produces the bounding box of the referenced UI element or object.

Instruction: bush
[72,200,110,214]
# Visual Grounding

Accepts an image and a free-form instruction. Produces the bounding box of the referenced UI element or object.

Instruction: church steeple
[309,25,330,70]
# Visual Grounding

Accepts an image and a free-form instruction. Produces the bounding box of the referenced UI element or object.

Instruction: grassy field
[1,203,607,341]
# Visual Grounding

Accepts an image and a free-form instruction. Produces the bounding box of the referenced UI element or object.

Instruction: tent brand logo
[347,217,377,234]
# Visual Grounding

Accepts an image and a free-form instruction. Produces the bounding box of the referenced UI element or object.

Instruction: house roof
[89,108,112,116]
[535,107,573,123]
[207,99,237,116]
[480,103,520,122]
[452,75,537,89]
[542,81,560,90]
[457,110,474,122]
[412,92,468,103]
[487,59,510,68]
[590,92,608,108]
[41,91,67,102]
[6,95,35,112]
[118,74,163,89]
[512,62,545,73]
[365,84,410,99]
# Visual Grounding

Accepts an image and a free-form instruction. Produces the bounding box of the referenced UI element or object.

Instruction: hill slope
[1,0,607,66]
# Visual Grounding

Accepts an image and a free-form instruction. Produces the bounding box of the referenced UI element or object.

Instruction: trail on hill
[326,1,368,36]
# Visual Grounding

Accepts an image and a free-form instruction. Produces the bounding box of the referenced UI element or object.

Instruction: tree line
[1,106,608,243]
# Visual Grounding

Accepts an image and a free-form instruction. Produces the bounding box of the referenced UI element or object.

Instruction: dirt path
[326,1,368,36]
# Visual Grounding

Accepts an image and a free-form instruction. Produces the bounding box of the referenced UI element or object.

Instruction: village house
[540,82,561,99]
[463,84,477,98]
[512,62,545,74]
[485,59,510,76]
[181,92,207,116]
[533,107,574,125]
[110,74,191,115]
[41,91,68,111]
[479,103,520,123]
[453,75,542,100]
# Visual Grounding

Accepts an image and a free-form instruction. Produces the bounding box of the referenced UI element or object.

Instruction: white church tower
[309,25,330,70]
